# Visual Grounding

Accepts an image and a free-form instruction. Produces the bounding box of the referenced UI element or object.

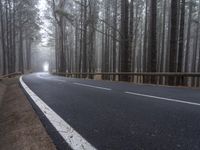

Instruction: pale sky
[37,0,50,46]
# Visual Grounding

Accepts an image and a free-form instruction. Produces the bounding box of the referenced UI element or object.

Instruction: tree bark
[177,0,185,85]
[147,0,157,83]
[0,0,6,74]
[112,0,117,80]
[119,0,129,81]
[169,0,179,85]
[185,1,193,72]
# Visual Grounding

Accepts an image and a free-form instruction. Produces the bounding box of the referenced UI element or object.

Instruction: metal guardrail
[0,72,22,80]
[52,72,200,77]
[52,72,200,87]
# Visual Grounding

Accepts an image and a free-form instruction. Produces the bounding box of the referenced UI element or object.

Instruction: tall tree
[169,0,179,85]
[147,0,157,83]
[112,0,118,80]
[82,0,87,76]
[119,0,129,81]
[129,0,134,73]
[143,0,148,83]
[177,0,185,85]
[0,0,6,74]
[160,0,167,74]
[185,1,193,72]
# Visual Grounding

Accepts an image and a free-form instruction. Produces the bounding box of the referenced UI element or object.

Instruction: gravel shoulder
[0,78,57,150]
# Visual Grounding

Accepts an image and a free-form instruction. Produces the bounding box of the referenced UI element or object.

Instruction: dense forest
[0,0,40,74]
[1,0,200,87]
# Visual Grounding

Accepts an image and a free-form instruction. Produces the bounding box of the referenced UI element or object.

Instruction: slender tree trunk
[12,0,16,73]
[197,0,200,87]
[129,0,134,73]
[177,0,185,85]
[104,0,110,79]
[59,19,66,73]
[26,38,31,70]
[159,0,167,84]
[193,0,200,87]
[147,0,157,83]
[143,0,148,83]
[169,0,179,85]
[185,1,193,72]
[119,0,129,81]
[5,0,10,73]
[0,0,6,75]
[112,0,117,80]
[75,20,79,73]
[8,0,13,73]
[133,4,139,73]
[59,1,66,73]
[101,22,105,75]
[79,0,83,75]
[19,11,24,73]
[82,0,87,77]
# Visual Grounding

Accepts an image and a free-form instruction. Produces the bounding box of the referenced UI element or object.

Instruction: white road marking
[20,77,97,150]
[125,91,200,106]
[73,82,112,91]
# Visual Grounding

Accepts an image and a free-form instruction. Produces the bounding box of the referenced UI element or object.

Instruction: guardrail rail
[52,72,200,87]
[0,72,22,81]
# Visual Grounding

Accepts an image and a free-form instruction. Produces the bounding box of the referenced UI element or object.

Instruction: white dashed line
[73,82,112,91]
[125,91,200,106]
[20,76,97,150]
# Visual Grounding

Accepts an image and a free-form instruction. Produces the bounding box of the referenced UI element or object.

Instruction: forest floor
[0,77,57,150]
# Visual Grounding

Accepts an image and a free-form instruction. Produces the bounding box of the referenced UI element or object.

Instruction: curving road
[20,72,200,150]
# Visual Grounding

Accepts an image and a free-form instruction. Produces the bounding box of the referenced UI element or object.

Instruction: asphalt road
[21,73,200,150]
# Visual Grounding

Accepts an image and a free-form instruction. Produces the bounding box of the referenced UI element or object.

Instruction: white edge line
[125,91,200,106]
[73,82,112,91]
[19,76,97,150]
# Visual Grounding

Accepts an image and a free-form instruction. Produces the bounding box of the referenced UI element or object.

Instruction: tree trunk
[19,12,24,73]
[177,0,185,85]
[185,1,193,72]
[119,0,129,81]
[143,0,148,83]
[0,0,6,75]
[82,0,87,77]
[129,0,134,73]
[159,0,167,84]
[169,0,179,85]
[147,0,157,83]
[112,0,117,80]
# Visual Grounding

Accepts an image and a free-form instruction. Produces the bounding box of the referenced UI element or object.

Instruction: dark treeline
[1,0,200,87]
[45,0,200,86]
[0,0,40,74]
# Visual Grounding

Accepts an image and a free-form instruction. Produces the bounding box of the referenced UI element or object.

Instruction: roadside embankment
[0,78,56,150]
[0,81,6,107]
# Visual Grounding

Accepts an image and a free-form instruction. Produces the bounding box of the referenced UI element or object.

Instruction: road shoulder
[0,78,56,150]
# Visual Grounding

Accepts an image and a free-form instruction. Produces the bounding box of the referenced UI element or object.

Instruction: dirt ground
[0,78,57,150]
